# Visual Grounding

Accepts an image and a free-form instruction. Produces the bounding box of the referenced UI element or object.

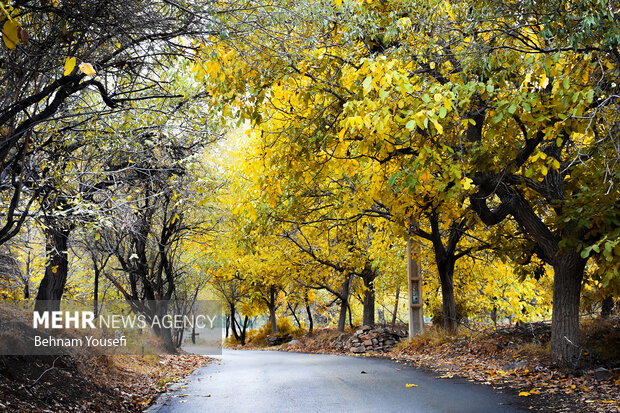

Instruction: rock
[361,325,372,331]
[288,339,299,345]
[265,334,292,346]
[356,329,365,335]
[593,367,613,381]
[363,339,373,346]
[351,346,365,353]
[502,360,528,370]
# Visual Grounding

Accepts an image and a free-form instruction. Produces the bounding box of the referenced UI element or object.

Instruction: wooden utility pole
[407,237,424,338]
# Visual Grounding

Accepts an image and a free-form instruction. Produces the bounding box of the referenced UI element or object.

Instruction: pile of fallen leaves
[0,353,210,412]
[392,321,619,413]
[279,328,354,354]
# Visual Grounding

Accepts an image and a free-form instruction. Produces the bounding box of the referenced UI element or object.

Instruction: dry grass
[394,326,472,353]
[226,318,307,348]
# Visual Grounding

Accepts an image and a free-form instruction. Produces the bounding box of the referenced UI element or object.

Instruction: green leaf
[388,173,399,187]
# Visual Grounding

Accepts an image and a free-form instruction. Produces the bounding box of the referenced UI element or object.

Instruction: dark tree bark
[361,264,377,326]
[601,296,614,319]
[412,211,468,334]
[288,302,302,328]
[304,294,314,333]
[337,272,352,332]
[92,257,100,318]
[550,254,586,366]
[471,167,589,367]
[229,303,249,345]
[268,285,278,334]
[391,285,400,325]
[437,257,457,333]
[34,225,71,312]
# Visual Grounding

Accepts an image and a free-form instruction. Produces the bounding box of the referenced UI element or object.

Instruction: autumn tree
[198,0,619,365]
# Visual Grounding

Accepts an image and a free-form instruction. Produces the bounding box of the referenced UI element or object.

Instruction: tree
[0,0,221,248]
[199,0,619,365]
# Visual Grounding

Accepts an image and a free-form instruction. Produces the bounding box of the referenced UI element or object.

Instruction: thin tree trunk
[268,285,278,334]
[348,302,353,328]
[304,295,313,333]
[288,302,302,328]
[391,285,400,325]
[24,250,31,299]
[230,304,240,342]
[93,260,100,318]
[337,273,351,332]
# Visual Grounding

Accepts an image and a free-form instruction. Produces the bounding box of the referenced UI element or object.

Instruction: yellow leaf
[64,57,76,76]
[529,389,540,394]
[518,392,530,397]
[79,62,96,76]
[51,265,58,274]
[2,20,19,49]
[461,177,473,190]
[615,379,620,386]
[405,383,418,387]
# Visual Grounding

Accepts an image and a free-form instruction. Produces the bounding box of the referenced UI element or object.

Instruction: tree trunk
[288,302,302,328]
[601,296,614,319]
[362,280,375,326]
[361,266,376,326]
[230,304,240,341]
[348,302,353,328]
[23,250,31,299]
[391,285,400,325]
[93,260,100,318]
[438,259,457,333]
[240,315,249,344]
[550,254,586,367]
[34,226,71,312]
[304,296,313,333]
[268,285,278,334]
[337,273,351,332]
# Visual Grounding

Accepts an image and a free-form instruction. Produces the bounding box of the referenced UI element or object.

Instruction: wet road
[146,349,524,413]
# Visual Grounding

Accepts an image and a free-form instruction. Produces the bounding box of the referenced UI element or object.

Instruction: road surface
[147,349,524,413]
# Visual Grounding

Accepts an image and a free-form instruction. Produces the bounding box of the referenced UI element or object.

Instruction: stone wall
[347,325,407,354]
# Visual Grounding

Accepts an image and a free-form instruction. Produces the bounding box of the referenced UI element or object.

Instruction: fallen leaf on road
[406,383,418,387]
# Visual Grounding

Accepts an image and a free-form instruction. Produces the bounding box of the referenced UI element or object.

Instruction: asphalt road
[147,349,524,413]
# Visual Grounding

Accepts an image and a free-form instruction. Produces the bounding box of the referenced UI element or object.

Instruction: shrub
[430,301,471,327]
